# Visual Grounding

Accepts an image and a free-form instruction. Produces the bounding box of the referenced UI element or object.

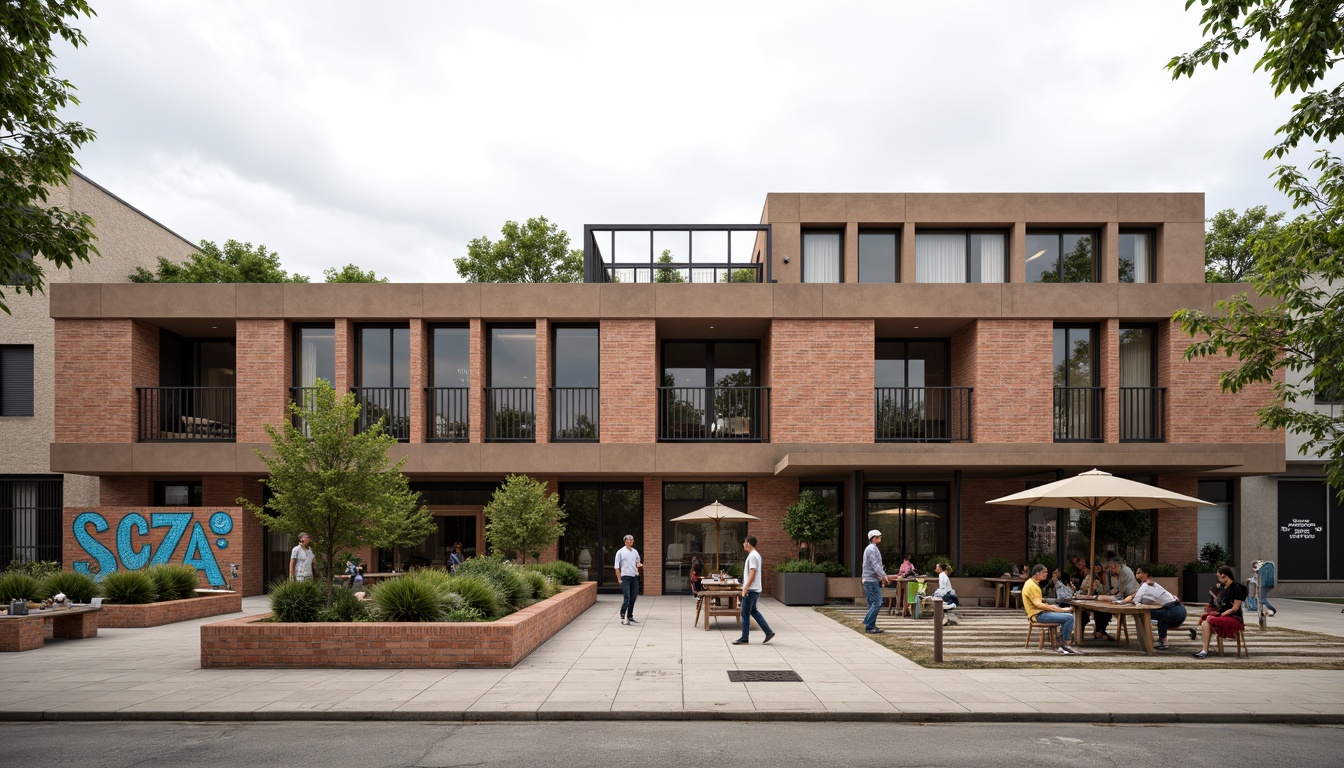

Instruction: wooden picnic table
[696,579,742,631]
[983,576,1027,608]
[1069,597,1158,655]
[885,576,935,616]
[0,605,101,652]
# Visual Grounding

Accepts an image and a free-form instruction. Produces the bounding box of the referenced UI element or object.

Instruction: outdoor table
[698,579,742,631]
[334,572,402,586]
[983,577,1027,608]
[886,576,935,616]
[0,605,101,652]
[1068,598,1158,655]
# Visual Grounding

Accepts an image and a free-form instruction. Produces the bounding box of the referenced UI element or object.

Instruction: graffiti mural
[70,509,236,587]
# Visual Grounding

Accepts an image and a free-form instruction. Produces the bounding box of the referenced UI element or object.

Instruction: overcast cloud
[53,1,1321,282]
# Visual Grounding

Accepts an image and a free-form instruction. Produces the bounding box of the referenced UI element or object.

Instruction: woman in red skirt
[1191,565,1248,659]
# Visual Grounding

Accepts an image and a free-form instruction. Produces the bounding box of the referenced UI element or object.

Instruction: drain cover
[728,670,802,682]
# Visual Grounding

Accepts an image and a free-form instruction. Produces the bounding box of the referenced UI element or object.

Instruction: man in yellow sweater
[1023,564,1080,655]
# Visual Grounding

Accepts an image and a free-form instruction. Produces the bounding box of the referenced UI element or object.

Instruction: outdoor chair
[1216,627,1249,658]
[1025,617,1059,650]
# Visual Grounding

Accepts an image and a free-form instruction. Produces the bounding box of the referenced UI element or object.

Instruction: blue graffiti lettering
[182,522,224,586]
[149,513,192,565]
[117,513,152,570]
[72,512,117,582]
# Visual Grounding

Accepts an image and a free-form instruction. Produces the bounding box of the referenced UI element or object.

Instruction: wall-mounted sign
[68,508,237,587]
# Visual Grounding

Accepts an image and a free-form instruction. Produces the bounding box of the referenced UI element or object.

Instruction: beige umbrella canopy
[670,501,760,574]
[986,469,1215,572]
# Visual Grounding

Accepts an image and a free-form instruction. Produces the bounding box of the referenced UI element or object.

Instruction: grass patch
[813,606,1344,671]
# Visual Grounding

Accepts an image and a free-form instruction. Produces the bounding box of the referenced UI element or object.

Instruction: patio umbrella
[985,469,1215,572]
[670,501,760,574]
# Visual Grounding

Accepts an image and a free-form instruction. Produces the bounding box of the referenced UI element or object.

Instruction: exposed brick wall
[536,319,550,443]
[235,319,289,443]
[1154,474,1199,565]
[55,319,144,443]
[334,319,355,395]
[63,506,244,591]
[600,320,656,443]
[968,320,1053,443]
[770,319,872,443]
[469,319,484,443]
[200,582,596,668]
[642,476,662,594]
[958,477,1029,565]
[409,320,427,444]
[1160,323,1282,444]
[101,591,242,628]
[205,476,266,596]
[1100,318,1120,443]
[99,477,150,505]
[747,476,800,594]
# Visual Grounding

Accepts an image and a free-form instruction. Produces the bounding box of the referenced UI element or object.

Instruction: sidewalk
[2,593,1342,723]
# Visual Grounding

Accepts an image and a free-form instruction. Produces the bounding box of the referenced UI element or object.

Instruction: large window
[0,476,62,568]
[864,484,948,566]
[875,340,961,441]
[1027,231,1097,283]
[293,326,335,388]
[799,482,844,566]
[1053,325,1099,441]
[858,230,898,283]
[154,481,203,506]
[1199,480,1233,561]
[559,483,643,592]
[660,341,761,440]
[802,230,842,283]
[429,326,470,442]
[357,325,410,440]
[553,326,599,441]
[0,345,35,417]
[1120,324,1162,441]
[914,231,1006,283]
[487,326,537,441]
[1119,231,1154,283]
[663,482,748,593]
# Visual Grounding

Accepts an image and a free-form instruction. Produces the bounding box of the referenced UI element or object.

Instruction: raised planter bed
[101,590,242,629]
[775,572,826,605]
[200,582,596,669]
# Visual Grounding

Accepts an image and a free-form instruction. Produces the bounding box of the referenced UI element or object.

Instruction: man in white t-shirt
[614,534,643,625]
[289,532,317,582]
[732,536,775,645]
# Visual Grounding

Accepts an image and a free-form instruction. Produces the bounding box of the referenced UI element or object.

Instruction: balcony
[486,387,536,442]
[136,387,236,442]
[552,387,599,442]
[426,387,469,442]
[1054,387,1103,442]
[658,386,769,441]
[875,387,972,442]
[353,387,410,441]
[1120,387,1167,442]
[583,225,770,283]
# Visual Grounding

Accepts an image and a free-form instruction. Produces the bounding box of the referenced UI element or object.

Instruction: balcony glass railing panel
[658,386,769,441]
[136,387,236,442]
[874,387,972,442]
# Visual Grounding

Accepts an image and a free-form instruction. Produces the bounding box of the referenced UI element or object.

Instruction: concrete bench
[0,606,101,652]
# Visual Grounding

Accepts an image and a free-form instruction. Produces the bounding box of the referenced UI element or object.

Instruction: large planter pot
[826,577,863,602]
[775,572,826,605]
[1181,571,1219,604]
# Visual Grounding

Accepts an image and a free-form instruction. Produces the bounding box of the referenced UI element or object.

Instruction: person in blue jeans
[1023,564,1080,654]
[614,534,643,625]
[732,536,775,645]
[1252,560,1277,616]
[861,529,895,634]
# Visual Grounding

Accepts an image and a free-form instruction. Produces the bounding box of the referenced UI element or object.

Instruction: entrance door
[558,484,643,593]
[378,507,481,571]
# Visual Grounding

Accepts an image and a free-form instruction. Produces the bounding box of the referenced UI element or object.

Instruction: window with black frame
[1119,231,1155,283]
[558,483,643,592]
[1027,231,1097,283]
[802,230,842,283]
[357,325,410,440]
[487,326,536,441]
[864,484,948,569]
[429,326,469,441]
[0,476,62,568]
[1119,324,1163,441]
[291,325,335,435]
[858,230,898,283]
[660,341,761,441]
[914,230,1006,283]
[799,482,844,567]
[552,326,599,441]
[0,345,35,417]
[1053,325,1100,441]
[662,482,747,594]
[874,340,964,441]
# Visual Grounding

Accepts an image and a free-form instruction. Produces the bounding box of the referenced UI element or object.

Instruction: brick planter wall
[200,582,596,669]
[101,591,243,629]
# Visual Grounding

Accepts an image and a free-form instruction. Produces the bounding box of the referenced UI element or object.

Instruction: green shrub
[774,558,829,574]
[405,567,453,595]
[145,564,199,601]
[268,578,323,622]
[525,561,582,586]
[818,560,850,577]
[3,560,62,579]
[443,574,502,618]
[40,571,99,604]
[0,572,44,603]
[518,569,557,600]
[1199,542,1231,568]
[101,570,158,604]
[371,573,446,622]
[1184,560,1215,574]
[455,556,529,610]
[443,592,485,622]
[1031,552,1058,573]
[1147,563,1179,577]
[317,586,367,622]
[919,554,954,575]
[962,557,1015,578]
[726,561,743,580]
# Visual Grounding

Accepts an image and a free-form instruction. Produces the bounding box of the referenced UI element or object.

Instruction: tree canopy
[241,380,430,603]
[454,216,583,283]
[781,491,839,563]
[130,239,310,283]
[323,263,388,283]
[1169,0,1344,497]
[0,0,99,315]
[1204,206,1285,283]
[482,475,566,563]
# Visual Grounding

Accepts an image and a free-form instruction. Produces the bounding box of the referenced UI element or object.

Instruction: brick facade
[769,319,872,443]
[600,320,656,443]
[63,506,243,591]
[100,591,242,628]
[1161,324,1282,444]
[235,319,289,444]
[965,320,1054,443]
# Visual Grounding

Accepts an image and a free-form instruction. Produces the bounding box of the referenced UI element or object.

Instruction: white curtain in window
[974,234,1005,283]
[802,233,841,283]
[1119,330,1153,387]
[1133,236,1151,283]
[302,341,318,387]
[915,234,966,283]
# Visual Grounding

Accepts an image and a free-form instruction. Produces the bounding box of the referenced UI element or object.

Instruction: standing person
[933,561,959,626]
[448,542,465,572]
[289,532,317,582]
[614,534,643,625]
[861,530,895,634]
[1119,565,1186,650]
[733,536,776,645]
[1192,565,1248,660]
[1252,559,1277,616]
[1023,564,1080,654]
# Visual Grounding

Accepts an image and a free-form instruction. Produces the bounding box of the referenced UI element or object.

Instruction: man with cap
[862,529,896,634]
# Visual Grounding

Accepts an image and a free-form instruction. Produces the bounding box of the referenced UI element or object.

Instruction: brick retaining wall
[101,591,242,629]
[200,582,597,669]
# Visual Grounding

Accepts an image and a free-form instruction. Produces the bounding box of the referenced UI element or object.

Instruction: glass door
[558,484,643,593]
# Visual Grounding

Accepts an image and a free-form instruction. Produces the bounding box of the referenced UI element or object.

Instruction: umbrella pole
[1089,505,1098,574]
[713,520,721,575]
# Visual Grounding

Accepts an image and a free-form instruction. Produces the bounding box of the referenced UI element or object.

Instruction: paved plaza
[2,595,1342,722]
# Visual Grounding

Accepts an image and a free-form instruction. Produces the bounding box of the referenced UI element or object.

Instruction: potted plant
[776,491,839,605]
[1181,542,1230,603]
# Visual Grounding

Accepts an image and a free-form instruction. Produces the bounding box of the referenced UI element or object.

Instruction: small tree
[781,491,838,563]
[323,263,389,283]
[483,475,566,563]
[241,380,428,604]
[654,249,685,283]
[131,239,310,283]
[454,216,583,283]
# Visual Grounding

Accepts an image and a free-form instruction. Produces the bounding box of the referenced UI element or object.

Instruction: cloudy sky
[55,1,1311,282]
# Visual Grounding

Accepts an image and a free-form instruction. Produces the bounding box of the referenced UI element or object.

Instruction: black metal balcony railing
[137,387,236,442]
[552,387,599,441]
[1120,386,1167,442]
[1054,386,1103,442]
[426,387,469,442]
[352,387,410,441]
[583,225,771,284]
[658,386,769,441]
[874,387,972,442]
[486,387,536,441]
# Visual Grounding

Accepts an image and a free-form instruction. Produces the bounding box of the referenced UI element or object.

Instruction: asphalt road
[3,721,1342,767]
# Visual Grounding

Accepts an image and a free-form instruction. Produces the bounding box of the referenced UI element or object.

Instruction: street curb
[2,710,1342,725]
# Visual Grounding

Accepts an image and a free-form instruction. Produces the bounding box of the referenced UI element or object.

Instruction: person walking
[447,542,465,573]
[289,532,317,582]
[614,534,643,625]
[732,536,775,645]
[861,529,895,634]
[1252,559,1277,616]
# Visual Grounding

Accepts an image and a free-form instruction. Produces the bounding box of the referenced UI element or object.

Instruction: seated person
[1118,564,1186,650]
[689,554,705,597]
[1092,558,1139,641]
[1191,566,1247,659]
[933,562,959,626]
[1022,564,1079,654]
[1067,555,1088,589]
[1045,568,1075,605]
